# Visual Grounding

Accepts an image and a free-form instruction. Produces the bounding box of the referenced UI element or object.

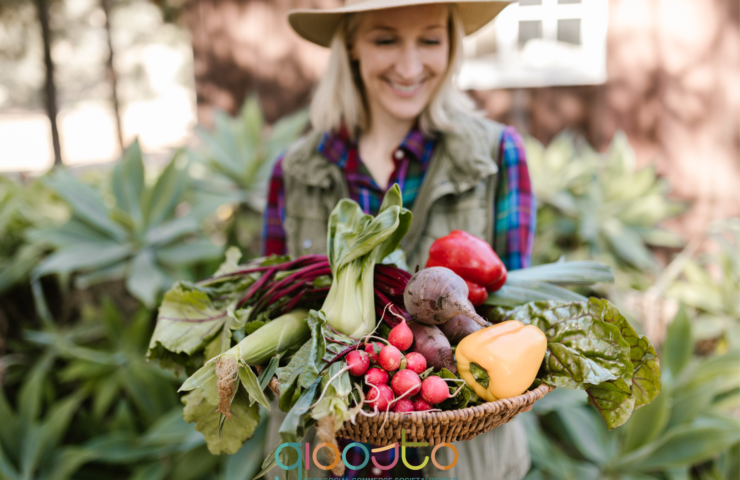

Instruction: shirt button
[302,239,312,250]
[394,149,404,160]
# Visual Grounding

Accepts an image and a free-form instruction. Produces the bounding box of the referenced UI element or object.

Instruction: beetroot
[392,398,415,413]
[404,352,427,375]
[408,322,457,374]
[345,350,370,376]
[366,384,395,412]
[388,319,413,351]
[364,342,383,364]
[420,376,454,405]
[439,314,485,345]
[412,395,433,412]
[390,369,422,398]
[364,367,389,386]
[378,345,403,372]
[403,267,487,326]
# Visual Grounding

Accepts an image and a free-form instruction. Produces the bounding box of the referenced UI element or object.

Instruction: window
[458,0,608,89]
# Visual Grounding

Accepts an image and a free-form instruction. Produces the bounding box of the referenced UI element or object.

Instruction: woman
[262,1,535,479]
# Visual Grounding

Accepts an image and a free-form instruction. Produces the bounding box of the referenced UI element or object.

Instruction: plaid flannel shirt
[262,125,535,271]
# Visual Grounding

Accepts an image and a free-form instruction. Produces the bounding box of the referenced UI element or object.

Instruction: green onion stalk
[321,184,412,339]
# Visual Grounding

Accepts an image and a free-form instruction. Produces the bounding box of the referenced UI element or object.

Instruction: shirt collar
[317,124,433,170]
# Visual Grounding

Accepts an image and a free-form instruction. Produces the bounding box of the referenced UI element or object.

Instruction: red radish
[412,395,433,412]
[391,369,422,397]
[365,367,389,386]
[388,319,413,351]
[403,267,488,326]
[366,384,395,411]
[392,398,415,413]
[364,342,383,364]
[420,376,455,405]
[404,352,427,375]
[345,350,370,376]
[378,345,403,372]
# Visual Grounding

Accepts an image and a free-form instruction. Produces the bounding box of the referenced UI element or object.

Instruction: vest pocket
[284,216,328,257]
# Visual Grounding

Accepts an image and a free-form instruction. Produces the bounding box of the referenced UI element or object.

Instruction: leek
[321,184,412,338]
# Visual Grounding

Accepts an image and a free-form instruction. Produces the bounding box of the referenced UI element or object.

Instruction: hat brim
[289,0,512,48]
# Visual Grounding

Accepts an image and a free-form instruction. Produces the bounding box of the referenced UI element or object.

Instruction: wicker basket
[336,384,553,446]
[265,373,553,446]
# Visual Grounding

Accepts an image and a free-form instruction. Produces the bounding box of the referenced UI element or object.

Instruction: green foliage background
[0,102,737,480]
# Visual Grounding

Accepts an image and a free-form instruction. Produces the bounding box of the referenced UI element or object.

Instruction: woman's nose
[395,43,424,80]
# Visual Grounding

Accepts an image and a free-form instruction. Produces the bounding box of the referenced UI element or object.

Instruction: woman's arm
[492,127,536,271]
[261,157,288,256]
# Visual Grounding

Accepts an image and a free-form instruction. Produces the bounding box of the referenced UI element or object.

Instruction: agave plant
[0,177,68,294]
[30,140,223,309]
[526,131,687,276]
[523,306,740,480]
[192,96,309,213]
[190,97,309,256]
[666,219,740,350]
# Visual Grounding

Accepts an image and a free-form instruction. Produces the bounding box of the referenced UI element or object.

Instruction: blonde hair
[310,4,474,137]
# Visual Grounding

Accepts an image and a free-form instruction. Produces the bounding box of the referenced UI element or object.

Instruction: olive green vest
[281,112,505,269]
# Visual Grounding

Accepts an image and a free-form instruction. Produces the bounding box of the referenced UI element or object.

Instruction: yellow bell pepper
[456,321,547,402]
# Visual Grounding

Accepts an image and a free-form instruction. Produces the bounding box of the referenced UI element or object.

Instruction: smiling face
[351,4,451,127]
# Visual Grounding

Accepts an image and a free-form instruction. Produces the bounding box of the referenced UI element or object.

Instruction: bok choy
[322,184,412,338]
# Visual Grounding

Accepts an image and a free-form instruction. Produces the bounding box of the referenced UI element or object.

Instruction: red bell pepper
[425,230,508,306]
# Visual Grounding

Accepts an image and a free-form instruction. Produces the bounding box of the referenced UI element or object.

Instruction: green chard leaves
[492,298,661,429]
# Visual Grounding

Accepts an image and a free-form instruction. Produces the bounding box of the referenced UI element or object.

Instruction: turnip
[420,375,464,405]
[408,322,457,374]
[439,314,486,345]
[364,342,383,364]
[345,350,370,376]
[391,369,422,397]
[364,367,389,386]
[378,344,403,371]
[392,398,415,413]
[388,319,413,351]
[403,267,488,326]
[403,352,427,374]
[412,395,432,412]
[366,384,395,412]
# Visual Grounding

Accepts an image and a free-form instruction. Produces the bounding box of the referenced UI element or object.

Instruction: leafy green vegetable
[492,298,661,429]
[311,362,355,424]
[322,184,412,338]
[182,388,260,455]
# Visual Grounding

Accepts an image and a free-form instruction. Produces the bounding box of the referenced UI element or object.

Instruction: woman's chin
[378,99,429,123]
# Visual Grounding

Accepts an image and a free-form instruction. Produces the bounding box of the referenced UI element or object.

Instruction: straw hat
[288,0,512,48]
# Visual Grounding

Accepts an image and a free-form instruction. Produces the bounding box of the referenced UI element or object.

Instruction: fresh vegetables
[439,314,484,344]
[321,184,412,338]
[345,350,370,376]
[388,318,413,350]
[145,182,659,465]
[378,344,403,371]
[408,321,457,373]
[420,376,457,405]
[365,366,389,386]
[489,298,662,429]
[403,351,427,374]
[404,266,488,326]
[391,369,422,397]
[366,384,395,411]
[426,230,508,305]
[456,321,547,402]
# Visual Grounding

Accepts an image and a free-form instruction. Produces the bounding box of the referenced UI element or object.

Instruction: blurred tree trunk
[186,0,339,126]
[101,0,124,151]
[36,0,62,165]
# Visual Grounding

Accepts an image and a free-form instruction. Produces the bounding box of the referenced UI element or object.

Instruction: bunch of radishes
[343,318,459,414]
